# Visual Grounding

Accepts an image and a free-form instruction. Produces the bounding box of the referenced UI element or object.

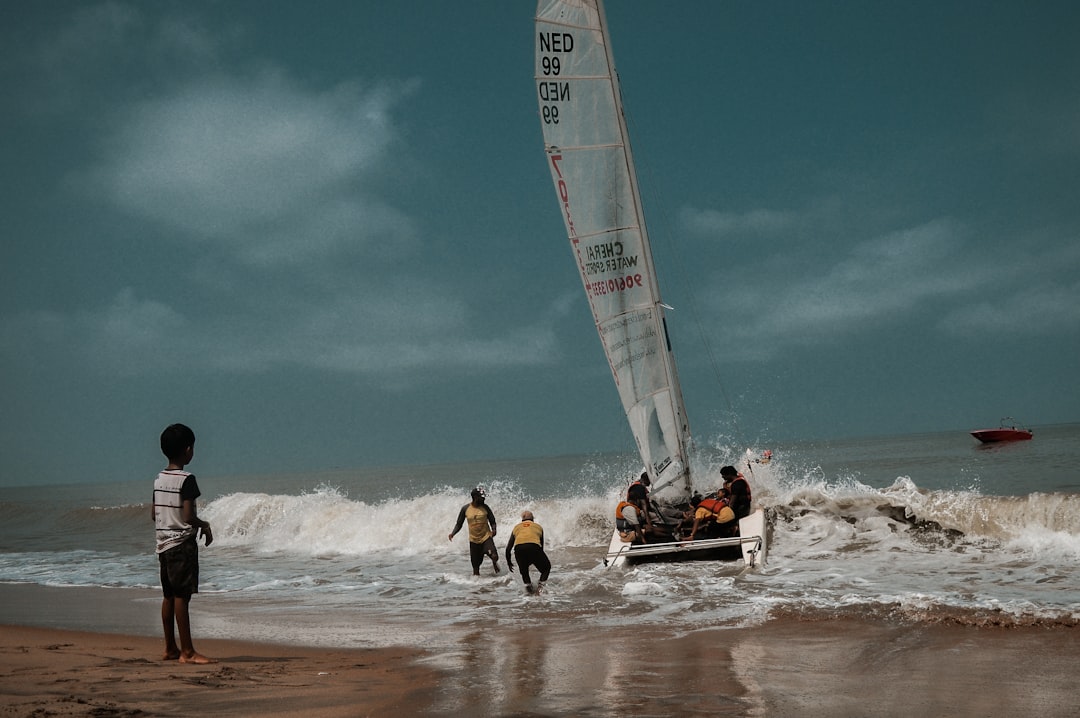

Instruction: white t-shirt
[153,470,201,553]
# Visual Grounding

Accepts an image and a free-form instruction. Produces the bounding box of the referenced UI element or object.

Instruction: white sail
[535,0,693,503]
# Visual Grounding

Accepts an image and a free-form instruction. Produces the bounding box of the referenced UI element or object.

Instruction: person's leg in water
[535,549,552,593]
[516,547,535,593]
[469,541,485,576]
[483,538,500,574]
[521,558,535,593]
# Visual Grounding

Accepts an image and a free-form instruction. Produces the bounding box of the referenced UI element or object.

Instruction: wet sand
[2,583,1078,716]
[0,625,437,717]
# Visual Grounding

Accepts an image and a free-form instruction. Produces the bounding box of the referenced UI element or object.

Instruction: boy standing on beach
[152,423,214,664]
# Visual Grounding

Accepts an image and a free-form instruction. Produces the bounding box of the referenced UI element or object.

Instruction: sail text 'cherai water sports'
[534,0,767,567]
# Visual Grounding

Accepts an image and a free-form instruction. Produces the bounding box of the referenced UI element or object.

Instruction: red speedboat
[971,417,1033,443]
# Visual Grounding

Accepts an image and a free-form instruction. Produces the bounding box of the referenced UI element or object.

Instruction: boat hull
[970,429,1032,443]
[605,508,768,568]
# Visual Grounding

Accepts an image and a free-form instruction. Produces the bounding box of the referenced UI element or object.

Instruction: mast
[592,0,693,495]
[536,0,694,500]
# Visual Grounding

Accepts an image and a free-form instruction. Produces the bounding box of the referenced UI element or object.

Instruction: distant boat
[971,417,1033,443]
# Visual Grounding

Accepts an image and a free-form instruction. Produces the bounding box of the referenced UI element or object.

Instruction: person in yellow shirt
[448,487,500,576]
[686,494,736,540]
[505,510,551,594]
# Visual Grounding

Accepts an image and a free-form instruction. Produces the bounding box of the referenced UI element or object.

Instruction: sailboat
[535,0,767,567]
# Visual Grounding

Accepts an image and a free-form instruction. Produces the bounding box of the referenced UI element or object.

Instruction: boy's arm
[181,500,213,546]
[488,509,497,536]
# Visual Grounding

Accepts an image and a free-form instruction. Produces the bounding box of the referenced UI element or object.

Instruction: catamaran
[535,0,767,568]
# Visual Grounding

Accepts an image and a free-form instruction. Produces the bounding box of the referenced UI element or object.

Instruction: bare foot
[178,652,216,665]
[162,651,180,661]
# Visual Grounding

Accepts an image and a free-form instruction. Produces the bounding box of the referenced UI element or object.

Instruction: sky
[2,1,1078,487]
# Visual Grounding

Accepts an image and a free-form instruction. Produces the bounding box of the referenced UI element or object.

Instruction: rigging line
[621,107,748,449]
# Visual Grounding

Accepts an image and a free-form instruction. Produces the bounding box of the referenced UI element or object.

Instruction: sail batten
[536,0,694,501]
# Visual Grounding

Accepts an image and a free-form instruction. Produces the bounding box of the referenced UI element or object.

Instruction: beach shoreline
[0,624,439,717]
[3,583,1079,716]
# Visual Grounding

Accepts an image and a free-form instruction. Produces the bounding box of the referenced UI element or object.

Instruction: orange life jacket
[698,497,728,514]
[615,501,636,520]
[731,476,752,503]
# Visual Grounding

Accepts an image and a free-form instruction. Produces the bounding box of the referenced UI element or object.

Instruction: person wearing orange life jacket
[686,494,736,541]
[720,465,752,520]
[615,498,648,544]
[626,472,652,517]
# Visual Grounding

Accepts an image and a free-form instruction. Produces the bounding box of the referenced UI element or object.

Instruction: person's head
[160,423,195,463]
[470,486,486,504]
[690,493,703,507]
[639,472,651,486]
[720,465,739,482]
[521,510,534,521]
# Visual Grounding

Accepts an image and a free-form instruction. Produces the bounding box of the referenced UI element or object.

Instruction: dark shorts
[469,537,497,568]
[159,538,199,599]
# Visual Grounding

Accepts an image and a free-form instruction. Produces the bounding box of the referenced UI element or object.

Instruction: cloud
[0,290,188,375]
[938,241,1080,336]
[4,4,556,383]
[79,71,417,267]
[32,3,145,75]
[690,213,1080,362]
[20,3,227,115]
[697,218,981,355]
[943,283,1080,336]
[680,207,798,237]
[2,280,560,381]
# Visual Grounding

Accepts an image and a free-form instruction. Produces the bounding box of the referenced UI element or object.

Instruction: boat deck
[604,508,768,568]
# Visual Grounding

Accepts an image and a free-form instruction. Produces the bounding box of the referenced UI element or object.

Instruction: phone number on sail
[587,274,644,296]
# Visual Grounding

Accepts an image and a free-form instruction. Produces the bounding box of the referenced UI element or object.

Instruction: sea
[2,424,1079,652]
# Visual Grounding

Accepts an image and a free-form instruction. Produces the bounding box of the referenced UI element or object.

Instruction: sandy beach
[3,584,1079,716]
[0,625,438,717]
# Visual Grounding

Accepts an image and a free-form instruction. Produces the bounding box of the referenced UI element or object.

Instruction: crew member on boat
[626,472,653,521]
[615,497,649,544]
[720,465,752,520]
[685,494,735,541]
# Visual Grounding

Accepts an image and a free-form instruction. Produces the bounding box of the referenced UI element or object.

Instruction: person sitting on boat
[626,472,652,516]
[615,497,649,544]
[685,494,735,541]
[720,465,752,520]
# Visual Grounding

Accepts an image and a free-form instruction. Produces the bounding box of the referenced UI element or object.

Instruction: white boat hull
[604,508,768,568]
